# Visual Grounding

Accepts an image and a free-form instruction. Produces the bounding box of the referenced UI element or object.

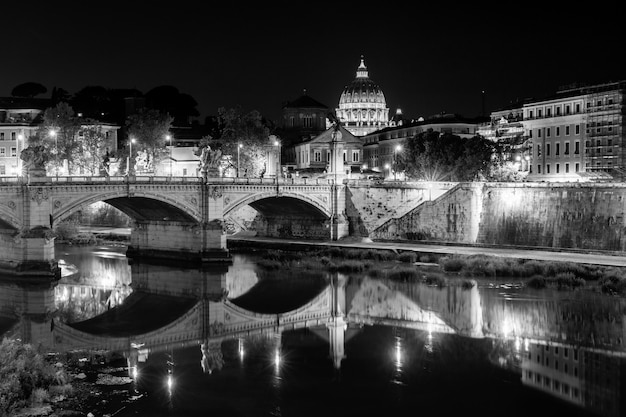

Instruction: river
[1,242,625,417]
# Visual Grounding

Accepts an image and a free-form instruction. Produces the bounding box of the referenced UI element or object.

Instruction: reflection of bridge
[0,176,349,276]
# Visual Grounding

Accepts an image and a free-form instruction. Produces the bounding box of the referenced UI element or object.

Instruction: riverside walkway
[227,234,626,268]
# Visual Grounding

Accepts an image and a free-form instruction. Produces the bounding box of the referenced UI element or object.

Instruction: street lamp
[49,129,58,177]
[274,139,281,179]
[237,143,242,178]
[17,133,24,177]
[128,137,136,176]
[394,144,402,181]
[166,134,172,177]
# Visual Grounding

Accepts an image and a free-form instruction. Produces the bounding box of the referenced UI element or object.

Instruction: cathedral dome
[336,56,389,136]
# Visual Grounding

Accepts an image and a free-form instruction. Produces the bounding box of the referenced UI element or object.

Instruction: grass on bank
[0,338,73,417]
[251,247,626,295]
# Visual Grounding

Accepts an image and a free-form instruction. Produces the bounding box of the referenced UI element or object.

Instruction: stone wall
[369,182,626,253]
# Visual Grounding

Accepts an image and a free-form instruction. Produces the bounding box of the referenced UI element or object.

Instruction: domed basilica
[335,56,391,136]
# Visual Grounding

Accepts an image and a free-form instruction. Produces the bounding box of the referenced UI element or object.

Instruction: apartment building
[0,97,119,177]
[506,81,625,182]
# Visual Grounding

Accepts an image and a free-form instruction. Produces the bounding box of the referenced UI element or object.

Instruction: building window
[565,163,569,173]
[565,125,570,135]
[11,132,16,140]
[537,109,542,117]
[352,150,359,162]
[183,168,188,176]
[538,129,542,138]
[529,110,534,118]
[314,150,321,162]
[10,147,16,157]
[556,127,560,136]
[537,144,542,156]
[565,142,570,155]
[303,115,312,128]
[529,129,533,138]
[556,143,560,156]
[575,141,580,154]
[0,133,4,140]
[565,105,570,114]
[556,107,561,116]
[546,143,551,156]
[575,103,581,113]
[537,165,541,174]
[0,165,5,175]
[547,164,550,174]
[326,150,330,161]
[556,164,560,173]
[546,128,551,137]
[343,150,347,162]
[546,107,552,117]
[0,148,5,156]
[575,125,580,135]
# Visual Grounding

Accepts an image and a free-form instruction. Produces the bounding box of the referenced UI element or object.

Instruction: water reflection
[0,244,624,416]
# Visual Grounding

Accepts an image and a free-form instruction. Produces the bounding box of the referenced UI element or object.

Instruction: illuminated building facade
[486,80,626,182]
[336,57,390,137]
[0,96,120,177]
[0,97,49,177]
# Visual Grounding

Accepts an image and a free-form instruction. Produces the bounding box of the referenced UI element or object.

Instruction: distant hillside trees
[11,82,47,97]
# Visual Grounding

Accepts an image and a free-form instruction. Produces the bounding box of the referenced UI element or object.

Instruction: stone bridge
[0,175,350,277]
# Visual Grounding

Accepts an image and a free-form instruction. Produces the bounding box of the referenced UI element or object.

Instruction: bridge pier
[126,220,231,265]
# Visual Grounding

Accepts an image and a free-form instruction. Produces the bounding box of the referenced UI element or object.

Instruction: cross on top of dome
[356,55,368,79]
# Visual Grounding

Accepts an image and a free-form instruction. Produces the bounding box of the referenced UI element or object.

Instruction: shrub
[440,257,464,272]
[0,339,68,416]
[423,275,446,287]
[553,272,586,289]
[398,252,417,263]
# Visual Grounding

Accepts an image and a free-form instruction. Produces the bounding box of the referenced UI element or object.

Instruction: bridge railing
[0,175,341,186]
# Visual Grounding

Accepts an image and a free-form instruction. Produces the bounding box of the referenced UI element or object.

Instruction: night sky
[3,2,625,124]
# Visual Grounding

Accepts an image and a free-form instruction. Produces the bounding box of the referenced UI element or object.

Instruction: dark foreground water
[1,243,625,417]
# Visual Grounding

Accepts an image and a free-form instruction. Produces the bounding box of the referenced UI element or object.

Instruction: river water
[1,243,625,417]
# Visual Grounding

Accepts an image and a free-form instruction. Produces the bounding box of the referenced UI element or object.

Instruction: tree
[144,85,199,125]
[11,82,47,98]
[404,129,498,181]
[125,109,173,173]
[71,122,114,176]
[213,107,272,178]
[70,86,112,120]
[41,102,81,175]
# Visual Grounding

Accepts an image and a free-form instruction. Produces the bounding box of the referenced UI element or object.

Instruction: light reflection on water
[0,244,624,417]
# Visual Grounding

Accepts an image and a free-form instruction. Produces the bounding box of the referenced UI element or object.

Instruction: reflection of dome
[336,56,390,136]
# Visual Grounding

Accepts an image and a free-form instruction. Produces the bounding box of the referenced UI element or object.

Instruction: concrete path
[228,235,626,268]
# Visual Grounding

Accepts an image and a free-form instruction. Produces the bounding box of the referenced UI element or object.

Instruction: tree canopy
[125,108,174,173]
[144,85,199,126]
[404,129,499,181]
[210,107,272,178]
[11,82,47,98]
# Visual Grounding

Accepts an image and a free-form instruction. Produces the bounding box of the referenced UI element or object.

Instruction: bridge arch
[224,191,331,219]
[0,206,21,231]
[54,190,201,225]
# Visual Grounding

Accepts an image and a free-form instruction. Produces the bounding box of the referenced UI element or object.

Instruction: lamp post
[166,134,172,177]
[17,133,24,177]
[49,129,58,178]
[394,144,402,181]
[274,139,281,179]
[128,137,136,176]
[237,143,242,178]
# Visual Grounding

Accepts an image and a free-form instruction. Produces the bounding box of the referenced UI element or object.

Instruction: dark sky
[3,2,625,124]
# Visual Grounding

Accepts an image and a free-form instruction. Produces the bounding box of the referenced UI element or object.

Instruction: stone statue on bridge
[199,144,222,177]
[20,144,49,177]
